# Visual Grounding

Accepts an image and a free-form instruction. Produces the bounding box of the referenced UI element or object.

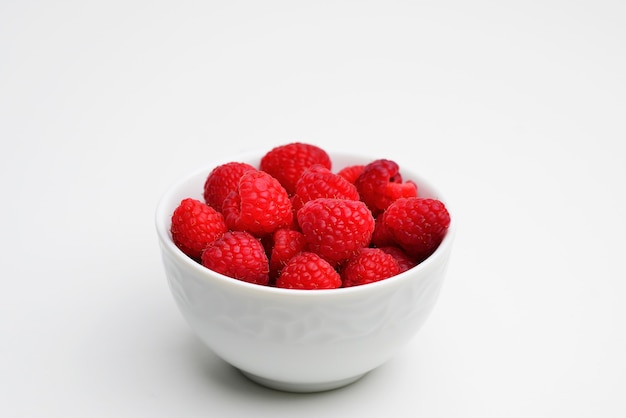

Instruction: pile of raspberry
[170,142,451,290]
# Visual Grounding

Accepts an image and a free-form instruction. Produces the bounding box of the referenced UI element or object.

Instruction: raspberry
[170,198,228,260]
[371,213,396,248]
[276,252,342,290]
[222,170,293,237]
[267,228,307,281]
[297,198,375,266]
[169,142,452,290]
[378,246,417,273]
[291,164,360,214]
[337,164,364,184]
[260,142,332,195]
[382,197,451,261]
[355,159,418,216]
[203,162,257,212]
[341,248,400,287]
[201,231,270,285]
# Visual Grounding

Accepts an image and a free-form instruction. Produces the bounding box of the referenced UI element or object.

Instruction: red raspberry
[371,213,396,248]
[203,162,257,212]
[222,170,293,237]
[382,197,451,261]
[355,159,418,216]
[260,142,332,195]
[378,246,418,273]
[297,198,375,266]
[291,164,360,213]
[341,248,400,287]
[201,231,270,285]
[276,252,342,290]
[337,164,364,184]
[170,198,228,260]
[267,228,307,281]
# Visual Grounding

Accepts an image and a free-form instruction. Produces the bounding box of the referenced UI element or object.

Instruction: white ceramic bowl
[155,150,456,392]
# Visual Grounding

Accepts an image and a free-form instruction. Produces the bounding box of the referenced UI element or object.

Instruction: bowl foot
[238,369,367,393]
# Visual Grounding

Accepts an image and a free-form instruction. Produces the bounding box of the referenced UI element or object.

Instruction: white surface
[1,1,625,417]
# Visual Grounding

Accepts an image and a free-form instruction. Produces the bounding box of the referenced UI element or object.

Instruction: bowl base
[238,369,367,393]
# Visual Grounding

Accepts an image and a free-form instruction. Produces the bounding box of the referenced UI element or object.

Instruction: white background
[1,1,625,417]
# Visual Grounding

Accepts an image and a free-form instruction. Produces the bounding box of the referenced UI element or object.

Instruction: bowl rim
[155,149,456,299]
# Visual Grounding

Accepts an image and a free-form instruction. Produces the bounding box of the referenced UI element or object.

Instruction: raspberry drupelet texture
[297,198,375,266]
[341,247,401,287]
[201,231,270,285]
[203,162,257,212]
[222,170,293,237]
[382,197,451,262]
[355,159,418,216]
[170,198,228,260]
[291,164,360,214]
[267,228,307,281]
[260,142,332,195]
[378,246,418,273]
[276,252,342,290]
[371,213,396,248]
[337,164,365,184]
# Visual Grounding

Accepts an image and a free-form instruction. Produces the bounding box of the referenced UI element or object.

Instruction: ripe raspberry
[355,159,418,216]
[170,198,228,260]
[378,246,418,273]
[203,162,257,212]
[371,213,396,248]
[341,248,400,287]
[276,252,342,290]
[260,142,332,195]
[222,170,293,237]
[337,164,364,184]
[267,228,307,281]
[291,164,360,214]
[297,198,375,266]
[382,197,451,261]
[201,231,269,285]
